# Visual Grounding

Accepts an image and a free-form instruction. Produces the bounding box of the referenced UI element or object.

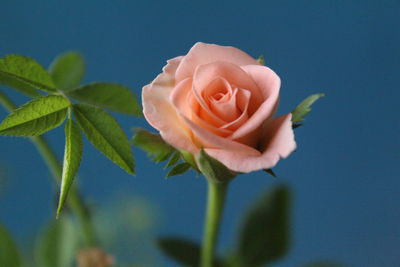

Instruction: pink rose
[142,42,296,173]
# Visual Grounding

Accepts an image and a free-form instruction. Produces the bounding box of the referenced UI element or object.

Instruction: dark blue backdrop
[1,1,399,266]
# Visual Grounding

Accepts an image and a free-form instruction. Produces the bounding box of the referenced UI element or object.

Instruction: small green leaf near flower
[291,93,325,126]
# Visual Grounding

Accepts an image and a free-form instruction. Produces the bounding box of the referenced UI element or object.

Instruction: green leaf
[74,104,134,174]
[291,93,325,124]
[198,149,236,183]
[49,51,85,91]
[0,95,70,136]
[132,128,175,163]
[57,119,83,217]
[157,237,224,267]
[237,185,291,266]
[0,224,21,267]
[165,152,181,169]
[0,54,56,94]
[167,162,191,177]
[35,217,79,267]
[67,82,142,115]
[263,169,277,178]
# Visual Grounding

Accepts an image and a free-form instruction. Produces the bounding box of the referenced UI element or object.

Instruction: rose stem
[0,90,97,247]
[201,179,228,267]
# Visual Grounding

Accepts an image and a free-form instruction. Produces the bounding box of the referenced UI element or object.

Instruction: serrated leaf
[57,119,83,217]
[0,95,70,136]
[263,169,277,177]
[157,237,224,267]
[0,224,21,267]
[198,149,236,183]
[165,152,180,169]
[49,51,85,91]
[67,82,141,115]
[35,217,80,267]
[291,93,324,124]
[0,54,56,94]
[132,129,175,163]
[74,104,134,174]
[167,163,191,177]
[237,185,291,266]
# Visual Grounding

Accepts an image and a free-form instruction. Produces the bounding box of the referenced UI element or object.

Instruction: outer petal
[205,114,296,173]
[175,42,259,82]
[142,58,198,153]
[229,65,281,140]
[182,115,261,156]
[153,56,184,86]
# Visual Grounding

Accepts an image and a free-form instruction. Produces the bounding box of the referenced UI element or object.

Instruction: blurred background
[0,0,399,266]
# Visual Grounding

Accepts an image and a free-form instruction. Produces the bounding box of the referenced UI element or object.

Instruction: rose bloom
[142,42,296,173]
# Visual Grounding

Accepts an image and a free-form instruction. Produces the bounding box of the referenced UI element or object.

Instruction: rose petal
[175,42,259,83]
[142,57,198,153]
[181,115,261,155]
[229,65,281,140]
[153,56,184,87]
[219,88,250,131]
[208,81,241,122]
[170,78,232,137]
[205,114,296,173]
[193,61,263,115]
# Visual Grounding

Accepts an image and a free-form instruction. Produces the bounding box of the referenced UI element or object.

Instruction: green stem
[201,179,228,267]
[0,91,96,246]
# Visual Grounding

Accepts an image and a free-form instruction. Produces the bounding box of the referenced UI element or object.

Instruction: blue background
[1,0,399,266]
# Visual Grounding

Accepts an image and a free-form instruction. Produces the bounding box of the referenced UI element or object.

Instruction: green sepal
[74,104,135,174]
[132,128,175,163]
[164,152,181,169]
[166,163,191,177]
[49,51,85,91]
[0,95,70,136]
[0,54,56,94]
[291,93,325,126]
[197,149,236,183]
[56,118,83,217]
[263,168,277,177]
[179,149,199,172]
